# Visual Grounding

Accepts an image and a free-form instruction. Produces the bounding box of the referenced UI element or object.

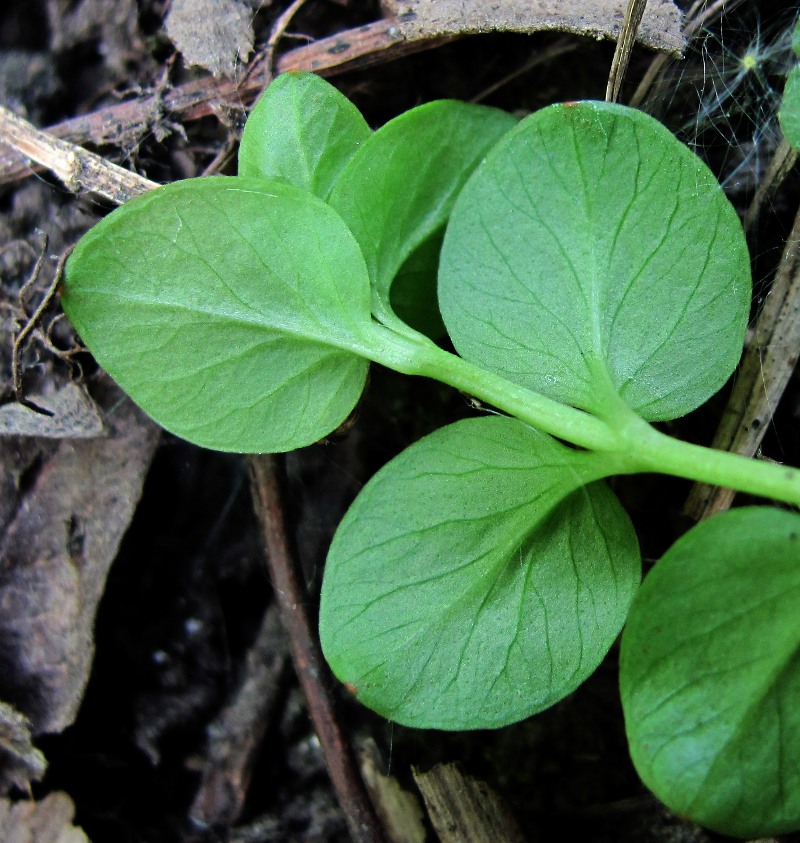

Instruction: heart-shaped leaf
[620,507,800,838]
[63,177,374,452]
[329,100,516,328]
[439,101,751,422]
[238,71,371,199]
[319,415,640,729]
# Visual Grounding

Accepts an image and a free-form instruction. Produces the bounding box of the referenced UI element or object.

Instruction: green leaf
[328,100,516,327]
[620,507,800,838]
[319,415,640,729]
[439,101,751,422]
[238,71,371,199]
[62,177,374,453]
[780,66,800,151]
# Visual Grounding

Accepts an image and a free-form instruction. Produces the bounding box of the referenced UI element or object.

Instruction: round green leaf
[238,71,371,199]
[439,101,751,422]
[620,507,800,838]
[780,66,800,151]
[328,100,516,326]
[63,177,373,452]
[319,415,640,729]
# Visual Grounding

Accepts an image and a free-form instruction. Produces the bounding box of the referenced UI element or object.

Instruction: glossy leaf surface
[319,415,640,729]
[620,508,800,838]
[238,71,371,199]
[329,100,516,324]
[63,177,373,452]
[439,101,750,422]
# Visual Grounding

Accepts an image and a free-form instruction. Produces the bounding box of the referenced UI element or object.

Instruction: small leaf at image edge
[620,507,800,838]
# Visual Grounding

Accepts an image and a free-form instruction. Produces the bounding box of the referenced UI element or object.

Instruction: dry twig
[241,0,310,90]
[744,135,799,232]
[11,247,69,414]
[0,105,158,201]
[0,19,430,188]
[684,202,800,520]
[606,0,649,102]
[248,454,385,843]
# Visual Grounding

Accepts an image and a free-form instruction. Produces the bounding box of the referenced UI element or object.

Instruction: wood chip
[359,738,426,843]
[383,0,685,56]
[0,792,89,843]
[412,762,525,843]
[0,384,104,439]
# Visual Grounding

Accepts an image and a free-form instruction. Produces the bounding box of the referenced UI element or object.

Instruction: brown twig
[199,137,240,177]
[744,135,799,232]
[197,0,312,178]
[470,38,579,104]
[11,247,70,414]
[247,454,385,843]
[241,0,311,92]
[0,19,442,188]
[684,0,747,38]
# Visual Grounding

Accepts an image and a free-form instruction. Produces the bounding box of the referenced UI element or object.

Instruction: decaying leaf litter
[1,0,799,841]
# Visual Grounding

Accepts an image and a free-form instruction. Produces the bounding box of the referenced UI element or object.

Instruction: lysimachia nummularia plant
[62,72,800,838]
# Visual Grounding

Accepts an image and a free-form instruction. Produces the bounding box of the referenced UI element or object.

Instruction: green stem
[622,420,800,507]
[367,324,622,452]
[365,322,800,508]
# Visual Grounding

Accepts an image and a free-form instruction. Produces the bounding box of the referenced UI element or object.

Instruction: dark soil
[1,1,799,842]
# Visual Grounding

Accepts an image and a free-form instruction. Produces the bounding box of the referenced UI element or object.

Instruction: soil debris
[0,381,159,733]
[166,0,256,78]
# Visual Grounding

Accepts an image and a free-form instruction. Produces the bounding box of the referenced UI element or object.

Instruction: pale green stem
[365,322,623,453]
[363,322,800,508]
[621,418,800,506]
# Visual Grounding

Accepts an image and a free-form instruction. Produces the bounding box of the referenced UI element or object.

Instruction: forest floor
[1,0,799,841]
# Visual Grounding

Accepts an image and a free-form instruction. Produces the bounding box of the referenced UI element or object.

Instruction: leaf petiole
[364,321,800,506]
[363,320,625,454]
[625,422,800,506]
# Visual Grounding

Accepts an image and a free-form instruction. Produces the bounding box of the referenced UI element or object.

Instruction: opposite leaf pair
[62,72,800,837]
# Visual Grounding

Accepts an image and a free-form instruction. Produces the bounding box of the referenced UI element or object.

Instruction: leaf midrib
[69,286,374,358]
